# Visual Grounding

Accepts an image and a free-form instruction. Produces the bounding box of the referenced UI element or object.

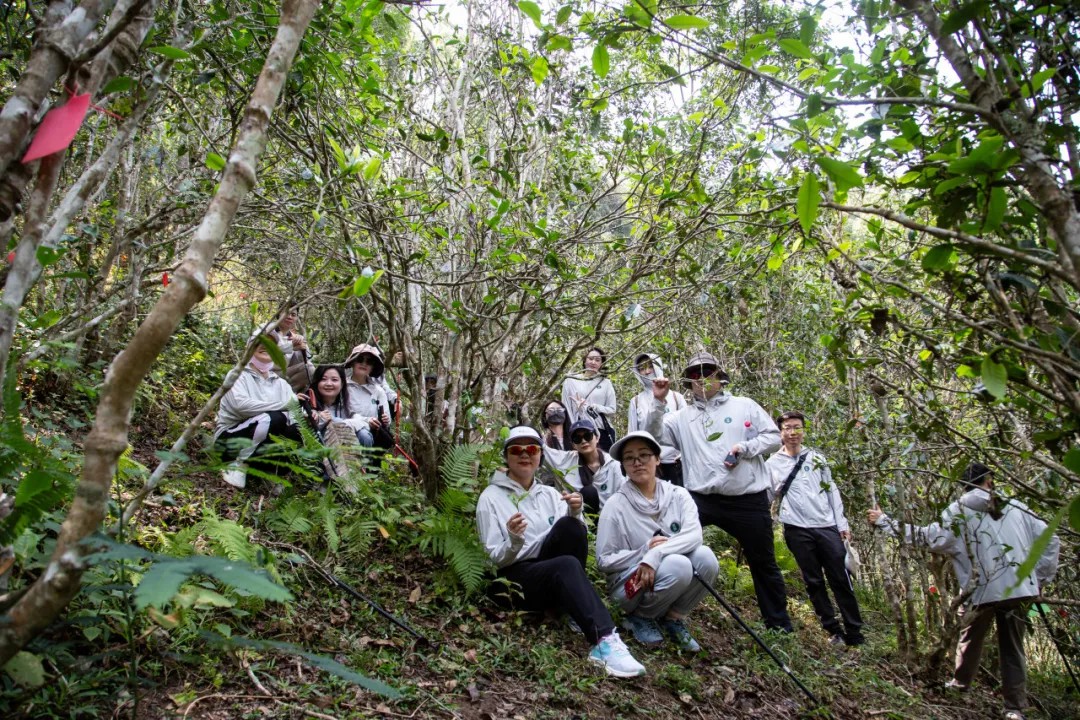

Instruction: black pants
[581,485,601,514]
[659,460,683,487]
[496,516,615,645]
[214,410,302,478]
[783,524,864,644]
[692,490,793,631]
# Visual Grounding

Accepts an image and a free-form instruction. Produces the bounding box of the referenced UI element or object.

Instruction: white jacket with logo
[595,481,706,593]
[766,448,850,533]
[561,374,616,426]
[476,471,584,569]
[874,488,1059,606]
[646,392,780,495]
[543,446,624,508]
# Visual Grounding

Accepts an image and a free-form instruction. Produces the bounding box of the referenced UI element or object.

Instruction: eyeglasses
[685,365,716,381]
[571,433,594,444]
[622,453,655,466]
[507,444,541,457]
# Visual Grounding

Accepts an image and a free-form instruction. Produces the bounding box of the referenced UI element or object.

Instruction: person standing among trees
[646,352,792,632]
[475,426,647,678]
[868,463,1059,720]
[266,306,314,393]
[562,346,617,451]
[766,411,865,647]
[628,353,686,485]
[596,431,719,651]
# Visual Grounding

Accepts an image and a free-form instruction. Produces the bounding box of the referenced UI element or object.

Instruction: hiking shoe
[1003,712,1025,720]
[943,679,969,692]
[621,614,664,645]
[588,631,646,678]
[660,617,701,652]
[829,634,846,647]
[567,616,583,635]
[222,467,247,489]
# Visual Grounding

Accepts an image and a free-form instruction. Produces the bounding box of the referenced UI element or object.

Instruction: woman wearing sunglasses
[544,418,624,513]
[475,426,646,678]
[596,431,719,650]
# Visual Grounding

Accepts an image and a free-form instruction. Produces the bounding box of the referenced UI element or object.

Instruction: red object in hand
[162,272,169,286]
[5,251,14,263]
[624,576,640,600]
[928,585,938,595]
[22,94,92,163]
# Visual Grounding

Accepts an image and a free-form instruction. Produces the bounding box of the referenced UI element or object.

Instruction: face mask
[250,357,275,374]
[546,408,566,425]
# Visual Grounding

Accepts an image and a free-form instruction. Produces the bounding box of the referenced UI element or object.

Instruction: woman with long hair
[561,346,617,451]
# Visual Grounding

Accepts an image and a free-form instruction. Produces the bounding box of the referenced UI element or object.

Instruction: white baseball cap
[503,425,543,451]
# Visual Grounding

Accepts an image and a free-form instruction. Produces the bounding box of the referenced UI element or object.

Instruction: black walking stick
[1036,603,1080,695]
[287,549,434,646]
[693,572,820,706]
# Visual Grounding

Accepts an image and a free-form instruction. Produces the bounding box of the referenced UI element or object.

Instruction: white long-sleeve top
[595,481,705,592]
[646,392,780,495]
[766,448,850,533]
[874,488,1059,606]
[543,446,624,508]
[475,471,584,569]
[345,378,390,428]
[215,367,295,437]
[561,375,616,425]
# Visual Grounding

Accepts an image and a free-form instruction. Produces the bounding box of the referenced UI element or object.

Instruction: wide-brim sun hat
[610,431,662,462]
[503,425,543,452]
[344,343,385,377]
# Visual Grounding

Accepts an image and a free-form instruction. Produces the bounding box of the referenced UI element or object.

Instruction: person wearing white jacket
[561,346,617,450]
[767,411,864,646]
[475,426,646,678]
[343,344,392,449]
[214,344,302,489]
[542,418,624,512]
[646,351,791,632]
[868,463,1059,720]
[627,353,686,485]
[597,431,719,651]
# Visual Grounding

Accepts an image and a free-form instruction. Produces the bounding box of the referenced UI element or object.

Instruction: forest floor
[5,442,1077,720]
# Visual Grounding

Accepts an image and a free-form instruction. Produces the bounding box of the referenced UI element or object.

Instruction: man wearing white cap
[646,352,792,632]
[475,426,647,678]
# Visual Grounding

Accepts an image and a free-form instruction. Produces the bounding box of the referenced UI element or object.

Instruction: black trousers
[659,460,683,487]
[580,485,601,514]
[692,490,793,631]
[496,516,615,645]
[783,524,865,644]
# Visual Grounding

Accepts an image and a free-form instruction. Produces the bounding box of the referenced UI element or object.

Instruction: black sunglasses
[571,433,594,444]
[685,365,717,381]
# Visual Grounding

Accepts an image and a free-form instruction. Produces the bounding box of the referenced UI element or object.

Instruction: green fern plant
[415,443,492,595]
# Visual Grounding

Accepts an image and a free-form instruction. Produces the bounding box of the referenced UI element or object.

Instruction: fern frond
[201,510,259,564]
[439,444,484,490]
[265,498,315,538]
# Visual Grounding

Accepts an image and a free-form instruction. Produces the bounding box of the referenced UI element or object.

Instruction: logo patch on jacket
[548,516,555,525]
[670,521,681,533]
[724,417,732,423]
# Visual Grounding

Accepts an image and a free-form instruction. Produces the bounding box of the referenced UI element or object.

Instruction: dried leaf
[724,687,735,703]
[464,648,478,663]
[467,684,481,702]
[408,585,421,603]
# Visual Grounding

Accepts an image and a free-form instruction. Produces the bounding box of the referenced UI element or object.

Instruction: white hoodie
[215,367,296,437]
[627,354,685,465]
[543,446,624,508]
[874,487,1059,606]
[345,373,390,428]
[595,481,704,593]
[646,392,780,495]
[475,470,584,569]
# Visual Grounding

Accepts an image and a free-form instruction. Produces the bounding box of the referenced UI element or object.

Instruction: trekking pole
[1036,603,1080,695]
[286,546,434,646]
[693,572,820,706]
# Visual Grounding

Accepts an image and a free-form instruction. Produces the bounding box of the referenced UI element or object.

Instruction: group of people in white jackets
[476,349,1059,720]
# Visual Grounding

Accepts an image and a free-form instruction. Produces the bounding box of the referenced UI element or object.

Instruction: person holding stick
[596,431,719,650]
[475,426,646,678]
[868,463,1059,720]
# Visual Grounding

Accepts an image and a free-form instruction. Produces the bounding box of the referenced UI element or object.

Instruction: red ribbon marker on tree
[21,94,92,163]
[162,272,170,287]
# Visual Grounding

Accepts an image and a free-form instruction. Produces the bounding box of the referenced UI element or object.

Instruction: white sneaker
[222,467,247,489]
[588,631,646,678]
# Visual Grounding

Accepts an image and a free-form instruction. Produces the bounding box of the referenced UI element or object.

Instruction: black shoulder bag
[772,452,809,517]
